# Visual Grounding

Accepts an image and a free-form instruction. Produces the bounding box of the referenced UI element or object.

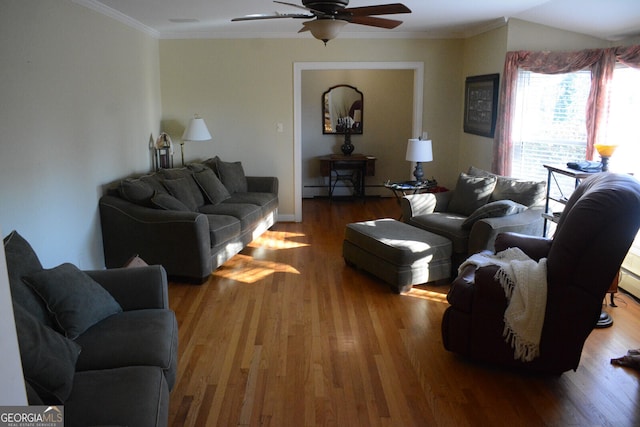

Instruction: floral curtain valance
[493,45,640,176]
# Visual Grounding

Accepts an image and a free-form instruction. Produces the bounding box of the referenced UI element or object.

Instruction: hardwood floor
[168,197,640,426]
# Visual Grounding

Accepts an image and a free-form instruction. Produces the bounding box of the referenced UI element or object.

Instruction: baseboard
[277,214,296,222]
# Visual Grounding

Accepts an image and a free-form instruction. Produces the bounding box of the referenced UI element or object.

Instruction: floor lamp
[181,115,212,166]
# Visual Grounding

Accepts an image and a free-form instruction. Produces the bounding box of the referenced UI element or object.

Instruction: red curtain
[492,45,640,176]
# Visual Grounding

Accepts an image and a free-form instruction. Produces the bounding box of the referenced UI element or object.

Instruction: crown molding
[72,0,160,38]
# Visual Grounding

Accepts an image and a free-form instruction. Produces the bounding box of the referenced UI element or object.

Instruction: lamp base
[412,162,424,182]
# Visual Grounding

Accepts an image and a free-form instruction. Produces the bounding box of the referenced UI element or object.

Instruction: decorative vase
[341,129,354,155]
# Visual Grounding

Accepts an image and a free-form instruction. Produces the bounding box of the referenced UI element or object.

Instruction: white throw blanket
[459,247,548,362]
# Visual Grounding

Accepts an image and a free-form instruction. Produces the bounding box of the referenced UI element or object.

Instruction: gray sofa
[5,230,177,427]
[401,166,546,267]
[99,157,278,283]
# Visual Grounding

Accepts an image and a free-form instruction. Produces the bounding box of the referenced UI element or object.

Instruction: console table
[542,164,593,237]
[319,154,376,200]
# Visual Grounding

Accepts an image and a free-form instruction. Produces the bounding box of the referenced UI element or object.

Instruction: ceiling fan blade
[273,1,326,16]
[232,13,312,22]
[349,15,403,29]
[344,3,411,17]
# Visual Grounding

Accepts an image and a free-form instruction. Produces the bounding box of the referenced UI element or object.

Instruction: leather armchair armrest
[446,264,477,312]
[494,232,552,261]
[85,265,169,311]
[448,264,506,315]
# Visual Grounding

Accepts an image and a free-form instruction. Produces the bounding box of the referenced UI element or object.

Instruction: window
[511,65,640,181]
[511,70,591,183]
[601,65,640,176]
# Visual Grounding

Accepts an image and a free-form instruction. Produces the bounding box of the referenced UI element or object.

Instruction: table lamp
[181,114,212,166]
[406,137,433,182]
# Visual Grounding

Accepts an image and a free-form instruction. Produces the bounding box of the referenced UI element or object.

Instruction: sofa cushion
[23,263,123,340]
[163,178,199,211]
[193,168,231,205]
[409,213,470,254]
[150,192,191,211]
[13,302,81,404]
[118,178,155,206]
[199,202,263,232]
[448,173,497,216]
[3,230,52,327]
[74,309,178,389]
[215,157,248,194]
[203,214,242,247]
[65,366,169,427]
[461,200,527,229]
[226,192,278,216]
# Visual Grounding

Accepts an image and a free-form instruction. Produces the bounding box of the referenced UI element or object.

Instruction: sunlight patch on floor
[213,253,300,284]
[404,286,449,303]
[247,230,309,250]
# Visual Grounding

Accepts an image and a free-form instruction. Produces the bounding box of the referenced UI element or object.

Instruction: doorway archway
[293,62,424,221]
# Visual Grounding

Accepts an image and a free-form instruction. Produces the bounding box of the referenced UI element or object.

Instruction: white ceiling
[78,0,640,41]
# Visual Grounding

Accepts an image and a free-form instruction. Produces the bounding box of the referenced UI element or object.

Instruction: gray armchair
[401,167,546,267]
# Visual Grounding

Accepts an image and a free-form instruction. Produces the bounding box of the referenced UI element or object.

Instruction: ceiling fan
[232,0,412,45]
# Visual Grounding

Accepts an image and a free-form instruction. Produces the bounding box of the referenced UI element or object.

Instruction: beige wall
[159,38,464,216]
[301,69,414,197]
[507,19,611,51]
[0,0,162,268]
[458,25,509,174]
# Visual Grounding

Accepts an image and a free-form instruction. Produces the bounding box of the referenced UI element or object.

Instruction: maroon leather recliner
[442,173,640,374]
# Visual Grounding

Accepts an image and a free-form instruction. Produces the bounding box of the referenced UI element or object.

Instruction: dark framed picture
[463,73,499,138]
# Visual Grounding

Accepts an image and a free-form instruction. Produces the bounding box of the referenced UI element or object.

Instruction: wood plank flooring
[168,197,640,426]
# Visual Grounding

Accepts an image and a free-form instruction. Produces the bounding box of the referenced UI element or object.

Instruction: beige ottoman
[343,218,452,293]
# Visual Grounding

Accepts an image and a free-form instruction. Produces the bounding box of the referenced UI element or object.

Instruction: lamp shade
[182,116,212,142]
[406,139,433,162]
[303,19,348,43]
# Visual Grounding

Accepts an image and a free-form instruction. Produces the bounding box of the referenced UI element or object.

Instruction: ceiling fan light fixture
[305,19,348,44]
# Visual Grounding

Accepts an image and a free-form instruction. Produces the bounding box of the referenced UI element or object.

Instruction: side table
[384,180,444,219]
[384,179,438,202]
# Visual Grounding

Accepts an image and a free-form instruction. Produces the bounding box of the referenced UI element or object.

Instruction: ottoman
[343,218,452,293]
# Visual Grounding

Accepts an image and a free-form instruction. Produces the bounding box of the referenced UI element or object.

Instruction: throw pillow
[150,193,191,211]
[467,165,494,177]
[3,231,52,327]
[158,168,206,207]
[23,263,123,340]
[447,173,497,216]
[163,178,199,211]
[193,168,231,205]
[461,200,527,229]
[118,178,155,206]
[13,302,81,403]
[215,157,248,194]
[466,166,547,208]
[490,177,547,207]
[140,174,168,195]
